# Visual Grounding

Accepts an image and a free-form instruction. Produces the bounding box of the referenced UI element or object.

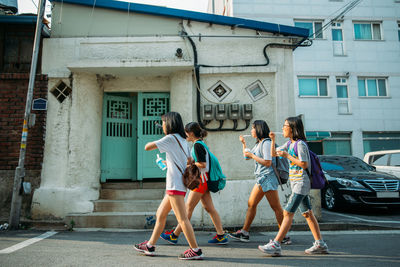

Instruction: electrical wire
[311,0,363,39]
[86,0,97,37]
[31,0,38,9]
[181,28,312,132]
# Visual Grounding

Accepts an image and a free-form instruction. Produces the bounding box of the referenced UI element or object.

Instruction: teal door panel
[101,94,137,182]
[137,92,170,180]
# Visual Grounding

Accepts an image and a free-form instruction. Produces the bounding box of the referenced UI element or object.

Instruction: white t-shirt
[155,134,190,192]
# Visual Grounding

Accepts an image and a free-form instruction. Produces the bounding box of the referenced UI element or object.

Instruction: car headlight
[336,178,365,188]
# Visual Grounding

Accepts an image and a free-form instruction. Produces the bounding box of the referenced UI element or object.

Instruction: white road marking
[0,231,57,254]
[261,230,400,236]
[324,210,400,224]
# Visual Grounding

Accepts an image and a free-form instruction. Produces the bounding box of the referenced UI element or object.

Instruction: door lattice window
[142,96,169,136]
[143,98,169,116]
[106,100,133,137]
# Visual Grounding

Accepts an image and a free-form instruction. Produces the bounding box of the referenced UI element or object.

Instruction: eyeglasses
[282,124,290,128]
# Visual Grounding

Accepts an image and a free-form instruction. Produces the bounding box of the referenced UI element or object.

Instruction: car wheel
[322,186,339,210]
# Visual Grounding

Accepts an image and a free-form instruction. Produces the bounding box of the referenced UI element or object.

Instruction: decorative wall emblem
[208,80,232,101]
[245,80,268,102]
[50,80,72,103]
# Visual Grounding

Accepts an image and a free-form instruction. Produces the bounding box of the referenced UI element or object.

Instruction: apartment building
[234,0,400,158]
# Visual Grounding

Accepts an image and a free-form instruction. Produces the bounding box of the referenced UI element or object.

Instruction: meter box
[202,104,214,122]
[228,104,240,120]
[215,104,227,120]
[242,104,253,120]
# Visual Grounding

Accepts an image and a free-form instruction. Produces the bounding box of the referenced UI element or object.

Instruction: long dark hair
[161,112,186,139]
[185,122,208,139]
[286,116,306,141]
[252,120,270,143]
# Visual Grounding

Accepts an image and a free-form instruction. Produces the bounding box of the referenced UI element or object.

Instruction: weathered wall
[32,73,102,219]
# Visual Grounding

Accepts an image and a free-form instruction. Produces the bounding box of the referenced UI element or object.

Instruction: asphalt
[1,229,400,266]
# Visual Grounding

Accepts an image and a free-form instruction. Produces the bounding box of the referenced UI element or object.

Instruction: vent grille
[364,180,399,192]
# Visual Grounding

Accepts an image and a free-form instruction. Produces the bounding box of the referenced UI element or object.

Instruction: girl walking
[258,116,328,256]
[229,120,290,244]
[160,122,228,245]
[133,112,203,260]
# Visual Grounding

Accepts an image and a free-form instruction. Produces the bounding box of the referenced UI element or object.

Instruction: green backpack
[192,140,226,193]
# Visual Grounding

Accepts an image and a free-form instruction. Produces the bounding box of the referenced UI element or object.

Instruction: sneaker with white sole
[228,230,249,242]
[178,248,203,260]
[305,241,329,254]
[282,236,292,245]
[208,234,229,245]
[258,240,281,256]
[133,240,155,256]
[160,231,179,245]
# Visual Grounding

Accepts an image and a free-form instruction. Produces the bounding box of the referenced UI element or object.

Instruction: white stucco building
[32,0,322,228]
[234,0,400,159]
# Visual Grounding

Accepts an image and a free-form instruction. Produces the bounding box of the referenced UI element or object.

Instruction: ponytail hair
[185,122,208,139]
[285,116,307,141]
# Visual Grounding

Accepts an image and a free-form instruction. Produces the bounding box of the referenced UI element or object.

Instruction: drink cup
[156,154,167,170]
[244,148,251,159]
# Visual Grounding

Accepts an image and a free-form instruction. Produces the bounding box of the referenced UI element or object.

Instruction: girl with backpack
[258,116,329,256]
[229,120,291,244]
[133,112,203,260]
[160,122,228,245]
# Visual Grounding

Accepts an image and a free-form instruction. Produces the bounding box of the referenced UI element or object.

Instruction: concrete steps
[100,188,165,200]
[66,182,173,229]
[94,200,161,212]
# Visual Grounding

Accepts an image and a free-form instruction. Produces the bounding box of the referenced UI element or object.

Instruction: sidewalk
[3,206,400,232]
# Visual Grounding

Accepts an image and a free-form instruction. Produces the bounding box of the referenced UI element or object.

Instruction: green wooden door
[101,93,137,182]
[137,92,170,180]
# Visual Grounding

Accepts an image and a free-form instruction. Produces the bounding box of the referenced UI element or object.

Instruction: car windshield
[320,156,375,172]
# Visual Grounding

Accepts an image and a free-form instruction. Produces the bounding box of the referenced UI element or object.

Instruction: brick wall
[0,73,48,171]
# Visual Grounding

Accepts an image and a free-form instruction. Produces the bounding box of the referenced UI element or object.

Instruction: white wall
[34,9,307,224]
[234,0,400,158]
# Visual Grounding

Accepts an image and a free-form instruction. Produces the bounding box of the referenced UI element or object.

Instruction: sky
[17,0,208,16]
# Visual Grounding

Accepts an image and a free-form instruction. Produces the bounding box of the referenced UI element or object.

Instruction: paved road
[1,229,400,267]
[321,206,400,229]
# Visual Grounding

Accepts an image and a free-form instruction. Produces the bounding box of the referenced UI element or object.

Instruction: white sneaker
[305,241,329,254]
[258,240,281,256]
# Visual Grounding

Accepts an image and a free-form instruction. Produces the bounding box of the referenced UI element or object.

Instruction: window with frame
[294,21,323,39]
[306,132,352,155]
[353,22,382,40]
[331,21,345,55]
[363,132,400,154]
[336,77,350,114]
[358,77,387,97]
[298,77,328,96]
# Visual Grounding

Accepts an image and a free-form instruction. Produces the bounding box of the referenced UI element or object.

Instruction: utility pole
[9,0,47,229]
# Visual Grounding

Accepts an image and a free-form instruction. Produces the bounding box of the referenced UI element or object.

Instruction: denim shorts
[256,173,278,192]
[284,193,312,213]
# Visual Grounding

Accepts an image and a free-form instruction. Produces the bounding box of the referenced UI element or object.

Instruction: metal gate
[137,92,170,180]
[100,92,169,182]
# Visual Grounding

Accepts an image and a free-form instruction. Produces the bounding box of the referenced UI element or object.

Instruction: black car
[319,155,400,210]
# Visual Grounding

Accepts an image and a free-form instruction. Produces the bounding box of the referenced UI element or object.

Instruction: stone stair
[65,182,177,229]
